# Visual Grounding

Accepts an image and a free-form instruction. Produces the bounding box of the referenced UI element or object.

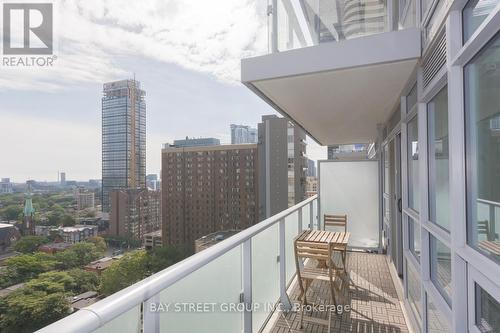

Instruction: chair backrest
[294,241,330,262]
[477,220,491,240]
[324,214,347,232]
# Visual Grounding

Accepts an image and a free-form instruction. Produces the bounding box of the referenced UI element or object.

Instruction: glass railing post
[242,239,252,333]
[279,219,292,311]
[298,207,303,233]
[309,201,313,230]
[144,294,160,333]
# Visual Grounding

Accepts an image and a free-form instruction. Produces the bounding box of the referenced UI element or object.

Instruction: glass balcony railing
[269,0,416,52]
[36,196,319,333]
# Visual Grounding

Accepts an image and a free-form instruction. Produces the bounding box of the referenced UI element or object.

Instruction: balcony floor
[269,252,409,333]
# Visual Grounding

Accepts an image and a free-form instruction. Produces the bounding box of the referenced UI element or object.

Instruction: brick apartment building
[109,188,161,240]
[161,143,259,250]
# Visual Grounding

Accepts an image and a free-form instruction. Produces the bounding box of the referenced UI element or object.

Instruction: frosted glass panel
[158,245,242,332]
[252,224,279,332]
[93,305,141,333]
[285,211,299,283]
[319,161,380,248]
[301,204,311,230]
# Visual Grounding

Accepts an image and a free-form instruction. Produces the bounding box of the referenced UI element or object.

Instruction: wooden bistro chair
[294,238,342,329]
[324,214,348,270]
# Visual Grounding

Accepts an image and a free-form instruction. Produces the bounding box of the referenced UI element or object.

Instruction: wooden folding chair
[294,238,341,329]
[324,214,348,270]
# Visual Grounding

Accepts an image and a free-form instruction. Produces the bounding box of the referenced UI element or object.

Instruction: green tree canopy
[14,235,50,253]
[4,252,59,284]
[86,236,107,253]
[61,214,75,227]
[100,250,149,296]
[0,204,23,221]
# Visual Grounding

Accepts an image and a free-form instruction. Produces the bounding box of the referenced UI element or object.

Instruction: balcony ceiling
[242,29,420,145]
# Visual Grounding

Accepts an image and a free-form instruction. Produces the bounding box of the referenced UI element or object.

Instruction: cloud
[0,0,268,91]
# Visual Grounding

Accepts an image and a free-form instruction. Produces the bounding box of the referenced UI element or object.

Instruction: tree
[0,205,23,221]
[46,210,64,226]
[0,290,70,333]
[4,253,59,284]
[54,242,102,269]
[147,246,186,273]
[61,214,75,227]
[66,269,100,294]
[100,250,149,296]
[14,236,50,253]
[86,236,107,253]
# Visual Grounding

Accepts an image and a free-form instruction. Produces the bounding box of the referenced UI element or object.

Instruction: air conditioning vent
[422,30,446,88]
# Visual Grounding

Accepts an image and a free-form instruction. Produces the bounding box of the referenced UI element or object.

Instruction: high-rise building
[74,188,95,210]
[161,143,258,250]
[146,174,159,191]
[109,188,161,240]
[101,79,146,212]
[0,178,13,194]
[257,115,306,218]
[60,172,66,186]
[307,159,316,177]
[230,124,258,144]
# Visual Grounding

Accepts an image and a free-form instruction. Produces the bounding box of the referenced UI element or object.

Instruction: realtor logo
[2,3,53,55]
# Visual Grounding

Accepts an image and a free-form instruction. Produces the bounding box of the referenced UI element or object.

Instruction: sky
[0,0,326,182]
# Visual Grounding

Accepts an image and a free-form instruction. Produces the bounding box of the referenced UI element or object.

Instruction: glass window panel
[428,87,450,231]
[463,0,500,42]
[407,116,420,212]
[285,211,299,282]
[407,262,422,329]
[427,295,452,333]
[465,33,500,263]
[407,84,418,112]
[430,236,452,305]
[409,217,421,260]
[475,284,500,332]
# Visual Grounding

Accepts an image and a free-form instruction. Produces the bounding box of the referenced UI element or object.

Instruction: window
[407,116,420,212]
[407,84,418,112]
[430,236,452,305]
[475,284,500,332]
[410,218,421,260]
[427,295,452,333]
[407,262,422,329]
[463,0,500,42]
[428,87,450,231]
[465,34,500,263]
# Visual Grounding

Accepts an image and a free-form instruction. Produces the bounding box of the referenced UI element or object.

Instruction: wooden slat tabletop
[296,230,350,246]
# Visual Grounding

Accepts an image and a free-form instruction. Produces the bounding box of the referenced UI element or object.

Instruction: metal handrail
[37,195,318,333]
[477,198,500,208]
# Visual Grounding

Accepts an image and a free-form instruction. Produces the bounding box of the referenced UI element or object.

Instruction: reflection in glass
[463,0,500,42]
[428,87,450,231]
[410,218,421,260]
[408,116,420,212]
[427,295,452,333]
[407,262,422,329]
[465,34,500,263]
[430,236,452,305]
[475,284,500,332]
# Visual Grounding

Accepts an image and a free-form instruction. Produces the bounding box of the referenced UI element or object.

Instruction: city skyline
[0,0,326,182]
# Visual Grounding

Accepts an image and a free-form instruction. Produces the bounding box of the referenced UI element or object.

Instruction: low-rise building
[38,242,73,254]
[68,291,99,311]
[143,230,162,250]
[0,223,20,253]
[59,225,98,243]
[84,256,122,275]
[194,230,239,253]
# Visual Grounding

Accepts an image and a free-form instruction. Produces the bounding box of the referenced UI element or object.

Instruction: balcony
[37,160,410,333]
[241,0,421,145]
